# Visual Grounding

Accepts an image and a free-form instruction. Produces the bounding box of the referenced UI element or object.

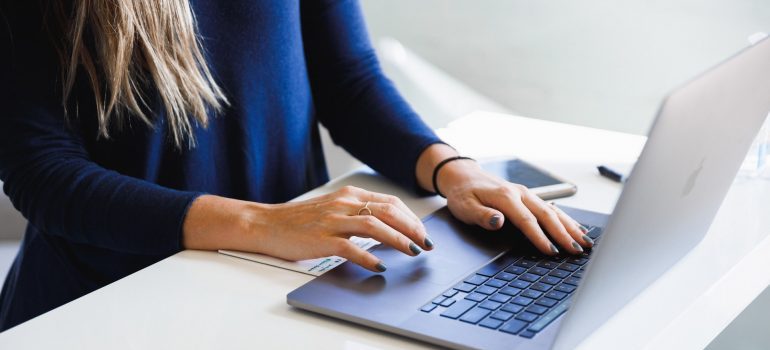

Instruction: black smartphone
[480,158,577,200]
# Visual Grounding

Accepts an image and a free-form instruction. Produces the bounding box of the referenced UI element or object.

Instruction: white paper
[218,236,380,276]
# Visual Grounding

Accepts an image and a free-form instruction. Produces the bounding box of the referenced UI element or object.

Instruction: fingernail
[571,241,584,253]
[550,243,559,255]
[409,242,422,255]
[424,236,435,249]
[582,234,594,246]
[375,262,387,272]
[579,225,590,234]
[489,214,501,228]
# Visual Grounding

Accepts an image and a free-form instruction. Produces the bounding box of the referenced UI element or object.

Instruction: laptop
[287,37,770,350]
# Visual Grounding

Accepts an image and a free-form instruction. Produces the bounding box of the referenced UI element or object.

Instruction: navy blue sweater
[0,0,441,331]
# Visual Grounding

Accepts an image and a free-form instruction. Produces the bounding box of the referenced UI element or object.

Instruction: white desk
[1,111,768,349]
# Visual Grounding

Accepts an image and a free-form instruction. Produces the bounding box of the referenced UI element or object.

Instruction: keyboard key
[440,298,456,307]
[485,279,507,288]
[432,296,447,304]
[519,273,540,282]
[479,300,502,310]
[465,292,487,302]
[454,283,475,293]
[519,330,537,338]
[537,261,559,269]
[476,254,518,277]
[501,303,524,314]
[535,297,558,307]
[545,291,568,300]
[555,284,577,293]
[495,272,516,281]
[528,299,571,333]
[569,257,589,265]
[573,271,585,278]
[522,290,543,299]
[475,285,497,295]
[516,312,539,322]
[499,286,522,296]
[509,280,530,289]
[443,289,458,298]
[489,293,512,303]
[504,266,527,275]
[459,307,491,324]
[420,303,437,312]
[490,310,514,321]
[528,267,549,276]
[512,296,534,306]
[531,283,552,292]
[440,299,476,319]
[465,274,489,286]
[526,305,549,315]
[541,276,562,285]
[479,317,504,329]
[557,263,580,272]
[585,226,602,239]
[549,269,570,279]
[564,277,581,286]
[514,259,537,268]
[499,320,529,335]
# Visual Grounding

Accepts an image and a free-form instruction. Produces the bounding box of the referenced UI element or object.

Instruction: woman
[0,0,592,331]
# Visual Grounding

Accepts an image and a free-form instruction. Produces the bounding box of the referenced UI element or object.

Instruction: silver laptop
[287,37,770,350]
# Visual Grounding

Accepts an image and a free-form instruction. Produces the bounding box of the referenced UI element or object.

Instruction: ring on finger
[357,201,373,216]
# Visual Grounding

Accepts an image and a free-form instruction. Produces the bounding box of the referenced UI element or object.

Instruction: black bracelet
[432,156,475,198]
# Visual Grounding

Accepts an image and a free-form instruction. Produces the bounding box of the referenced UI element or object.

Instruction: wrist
[435,158,481,198]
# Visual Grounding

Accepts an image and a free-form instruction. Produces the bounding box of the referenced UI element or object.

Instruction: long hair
[58,0,228,148]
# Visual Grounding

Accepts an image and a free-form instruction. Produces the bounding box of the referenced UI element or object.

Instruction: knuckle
[381,203,398,218]
[340,185,359,195]
[518,213,538,225]
[361,216,379,230]
[500,186,520,199]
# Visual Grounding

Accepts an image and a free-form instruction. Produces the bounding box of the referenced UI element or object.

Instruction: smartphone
[480,158,577,200]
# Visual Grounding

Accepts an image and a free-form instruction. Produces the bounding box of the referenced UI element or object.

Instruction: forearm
[182,195,267,251]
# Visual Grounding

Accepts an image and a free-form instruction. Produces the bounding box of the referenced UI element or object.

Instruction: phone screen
[481,159,563,188]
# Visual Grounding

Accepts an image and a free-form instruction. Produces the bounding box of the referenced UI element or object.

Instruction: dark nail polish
[582,234,594,245]
[579,225,590,234]
[409,242,422,255]
[424,236,435,249]
[571,241,584,253]
[489,215,501,228]
[550,243,559,255]
[375,262,387,272]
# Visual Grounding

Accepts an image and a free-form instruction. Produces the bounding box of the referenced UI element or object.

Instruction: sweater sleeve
[300,0,444,192]
[0,2,201,255]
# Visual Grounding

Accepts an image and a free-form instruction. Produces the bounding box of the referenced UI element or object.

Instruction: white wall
[361,0,770,135]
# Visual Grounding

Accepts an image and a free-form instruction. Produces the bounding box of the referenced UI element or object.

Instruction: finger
[360,191,423,225]
[342,215,424,257]
[521,192,584,254]
[330,238,387,273]
[446,194,505,231]
[549,202,594,248]
[355,190,431,248]
[484,188,559,255]
[367,202,433,250]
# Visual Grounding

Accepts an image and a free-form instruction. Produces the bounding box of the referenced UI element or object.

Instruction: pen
[597,165,626,183]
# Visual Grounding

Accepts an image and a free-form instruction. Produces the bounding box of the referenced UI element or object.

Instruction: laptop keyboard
[419,225,602,339]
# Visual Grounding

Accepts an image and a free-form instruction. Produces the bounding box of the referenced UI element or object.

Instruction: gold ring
[357,201,372,216]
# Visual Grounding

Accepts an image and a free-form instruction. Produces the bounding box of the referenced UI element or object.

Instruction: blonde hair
[60,0,228,148]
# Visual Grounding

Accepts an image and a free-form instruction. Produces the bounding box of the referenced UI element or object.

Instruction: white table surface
[1,111,768,349]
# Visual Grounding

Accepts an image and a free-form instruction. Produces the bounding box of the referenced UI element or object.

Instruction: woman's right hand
[182,186,434,272]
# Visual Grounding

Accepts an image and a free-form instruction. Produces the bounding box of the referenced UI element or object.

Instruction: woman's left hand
[417,144,593,256]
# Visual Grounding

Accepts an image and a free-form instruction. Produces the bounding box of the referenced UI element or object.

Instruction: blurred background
[1,0,769,346]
